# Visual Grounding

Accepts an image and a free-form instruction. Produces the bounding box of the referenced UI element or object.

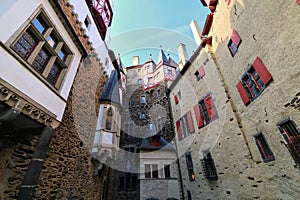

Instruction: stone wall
[31,55,108,199]
[170,0,300,199]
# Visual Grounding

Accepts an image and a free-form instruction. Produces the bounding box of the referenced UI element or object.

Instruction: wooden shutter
[186,111,195,133]
[194,104,204,128]
[198,65,205,78]
[297,0,300,5]
[176,120,182,140]
[231,30,241,47]
[174,95,179,104]
[252,57,272,85]
[204,95,217,120]
[236,81,250,105]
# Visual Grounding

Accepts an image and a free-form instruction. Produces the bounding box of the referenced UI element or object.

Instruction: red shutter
[194,104,204,128]
[297,0,300,5]
[186,111,195,133]
[176,120,182,140]
[252,57,272,85]
[198,65,205,78]
[204,95,217,120]
[174,95,179,104]
[226,0,231,5]
[236,81,250,105]
[231,30,241,47]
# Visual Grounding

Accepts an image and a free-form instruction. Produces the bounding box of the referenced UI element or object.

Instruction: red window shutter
[297,0,300,5]
[252,57,272,85]
[186,111,195,133]
[176,120,182,140]
[198,65,205,78]
[227,0,231,5]
[236,81,250,105]
[204,95,217,120]
[174,95,179,104]
[194,104,204,128]
[231,30,241,47]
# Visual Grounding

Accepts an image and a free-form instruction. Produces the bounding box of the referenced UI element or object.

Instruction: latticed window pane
[46,62,62,85]
[12,29,38,59]
[32,48,50,73]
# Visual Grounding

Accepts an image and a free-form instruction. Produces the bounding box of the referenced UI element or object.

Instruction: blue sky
[110,0,209,67]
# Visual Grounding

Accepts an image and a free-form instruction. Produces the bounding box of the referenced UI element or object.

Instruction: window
[236,57,272,105]
[141,95,146,104]
[228,30,241,57]
[174,94,179,104]
[157,89,161,97]
[164,165,171,178]
[138,79,143,86]
[195,65,205,81]
[140,113,146,120]
[193,94,217,128]
[89,0,113,40]
[185,152,195,181]
[84,15,91,30]
[118,173,137,190]
[105,107,113,130]
[277,118,300,164]
[144,164,159,178]
[176,111,195,140]
[156,117,165,133]
[254,133,275,162]
[201,152,218,181]
[11,11,72,89]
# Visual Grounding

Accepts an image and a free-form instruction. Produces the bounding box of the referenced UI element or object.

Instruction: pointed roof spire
[149,53,153,61]
[157,45,168,64]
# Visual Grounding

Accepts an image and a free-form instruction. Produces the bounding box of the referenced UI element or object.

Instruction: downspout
[17,127,54,200]
[166,88,185,200]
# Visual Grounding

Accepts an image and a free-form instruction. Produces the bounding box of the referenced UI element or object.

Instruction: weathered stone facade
[33,56,108,199]
[170,0,300,199]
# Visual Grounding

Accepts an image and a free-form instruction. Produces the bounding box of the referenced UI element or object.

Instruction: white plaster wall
[69,0,115,76]
[0,0,82,121]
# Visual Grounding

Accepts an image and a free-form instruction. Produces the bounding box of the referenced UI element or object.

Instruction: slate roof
[100,70,121,106]
[157,48,178,68]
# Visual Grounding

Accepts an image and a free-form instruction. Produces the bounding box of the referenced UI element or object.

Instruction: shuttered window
[194,94,218,129]
[195,65,205,81]
[237,57,272,105]
[174,95,179,104]
[297,0,300,5]
[277,118,300,164]
[176,111,195,141]
[228,30,241,57]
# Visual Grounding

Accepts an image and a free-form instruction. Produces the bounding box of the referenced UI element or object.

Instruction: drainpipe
[166,88,185,200]
[17,127,54,200]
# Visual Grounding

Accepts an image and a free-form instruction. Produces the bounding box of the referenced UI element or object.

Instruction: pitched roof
[157,48,178,68]
[100,70,121,106]
[139,135,175,152]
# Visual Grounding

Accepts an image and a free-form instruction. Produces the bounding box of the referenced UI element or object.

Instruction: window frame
[9,9,73,90]
[144,164,159,179]
[185,152,195,181]
[254,133,275,163]
[277,118,300,164]
[193,93,218,129]
[200,152,218,181]
[236,57,272,105]
[228,30,241,57]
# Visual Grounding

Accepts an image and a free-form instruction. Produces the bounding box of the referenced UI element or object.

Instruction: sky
[110,0,209,67]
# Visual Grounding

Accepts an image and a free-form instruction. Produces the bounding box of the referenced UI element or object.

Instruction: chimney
[132,56,139,65]
[190,20,202,46]
[177,43,188,65]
